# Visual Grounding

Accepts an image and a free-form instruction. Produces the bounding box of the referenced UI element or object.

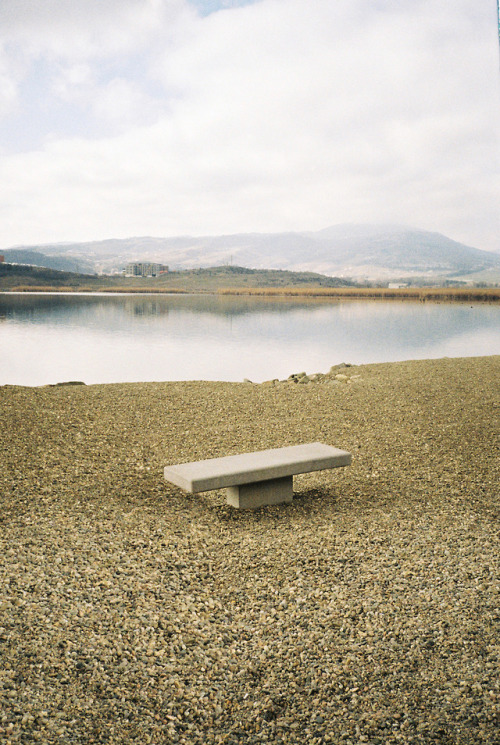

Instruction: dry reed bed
[3,286,500,301]
[4,285,189,294]
[216,287,500,302]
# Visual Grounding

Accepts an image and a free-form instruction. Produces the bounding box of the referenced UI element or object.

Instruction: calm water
[1,292,499,386]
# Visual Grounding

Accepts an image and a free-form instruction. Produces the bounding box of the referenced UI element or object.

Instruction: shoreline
[1,285,500,302]
[1,356,499,743]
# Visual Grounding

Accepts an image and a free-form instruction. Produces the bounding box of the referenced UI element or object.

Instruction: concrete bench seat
[164,442,351,509]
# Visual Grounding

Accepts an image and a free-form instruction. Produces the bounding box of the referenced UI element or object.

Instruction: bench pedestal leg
[225,476,294,509]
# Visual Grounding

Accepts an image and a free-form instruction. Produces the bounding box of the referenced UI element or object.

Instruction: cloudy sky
[0,0,499,251]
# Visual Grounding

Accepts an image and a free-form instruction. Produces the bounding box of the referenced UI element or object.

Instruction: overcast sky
[0,0,499,251]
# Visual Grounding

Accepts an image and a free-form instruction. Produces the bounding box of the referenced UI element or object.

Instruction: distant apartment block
[124,262,169,277]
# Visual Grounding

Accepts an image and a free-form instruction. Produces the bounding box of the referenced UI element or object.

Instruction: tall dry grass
[99,287,187,294]
[4,285,188,294]
[6,285,92,293]
[4,285,499,302]
[216,287,500,302]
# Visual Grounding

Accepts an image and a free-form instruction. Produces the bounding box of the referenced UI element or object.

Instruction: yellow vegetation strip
[216,286,500,302]
[3,285,500,301]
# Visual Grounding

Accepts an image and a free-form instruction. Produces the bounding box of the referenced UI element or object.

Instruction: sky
[0,0,499,252]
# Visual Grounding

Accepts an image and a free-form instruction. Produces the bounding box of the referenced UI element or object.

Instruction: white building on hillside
[124,262,169,277]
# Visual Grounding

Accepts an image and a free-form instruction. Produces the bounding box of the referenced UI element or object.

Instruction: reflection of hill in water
[1,294,499,357]
[1,293,499,386]
[0,293,333,320]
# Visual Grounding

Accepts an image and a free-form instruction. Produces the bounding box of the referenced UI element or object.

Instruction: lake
[1,292,499,386]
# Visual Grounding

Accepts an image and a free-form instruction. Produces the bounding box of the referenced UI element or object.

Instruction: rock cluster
[252,363,363,387]
[1,356,499,744]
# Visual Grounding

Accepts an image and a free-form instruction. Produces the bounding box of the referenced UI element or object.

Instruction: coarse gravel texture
[0,356,499,745]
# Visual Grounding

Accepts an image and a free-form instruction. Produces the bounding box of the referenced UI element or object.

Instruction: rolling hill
[3,225,500,282]
[1,248,94,274]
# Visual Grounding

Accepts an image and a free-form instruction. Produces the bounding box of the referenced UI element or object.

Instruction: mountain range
[3,224,500,282]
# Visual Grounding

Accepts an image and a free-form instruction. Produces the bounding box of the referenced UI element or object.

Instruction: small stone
[329,362,351,372]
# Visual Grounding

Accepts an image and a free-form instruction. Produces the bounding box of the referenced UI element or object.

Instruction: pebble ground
[1,356,499,744]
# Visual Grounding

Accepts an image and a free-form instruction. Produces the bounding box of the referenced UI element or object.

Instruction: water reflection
[0,292,499,386]
[0,291,333,319]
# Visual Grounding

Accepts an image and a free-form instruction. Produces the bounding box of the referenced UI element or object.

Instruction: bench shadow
[208,486,340,522]
[292,487,338,504]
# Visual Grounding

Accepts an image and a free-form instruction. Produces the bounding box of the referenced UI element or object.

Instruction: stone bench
[164,442,351,509]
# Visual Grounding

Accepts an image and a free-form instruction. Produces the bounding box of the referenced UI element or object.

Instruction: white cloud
[0,0,188,57]
[0,49,18,116]
[0,0,498,251]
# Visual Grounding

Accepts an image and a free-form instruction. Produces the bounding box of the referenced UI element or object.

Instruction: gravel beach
[1,356,499,744]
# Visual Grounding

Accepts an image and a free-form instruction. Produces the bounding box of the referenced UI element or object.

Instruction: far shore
[2,284,500,302]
